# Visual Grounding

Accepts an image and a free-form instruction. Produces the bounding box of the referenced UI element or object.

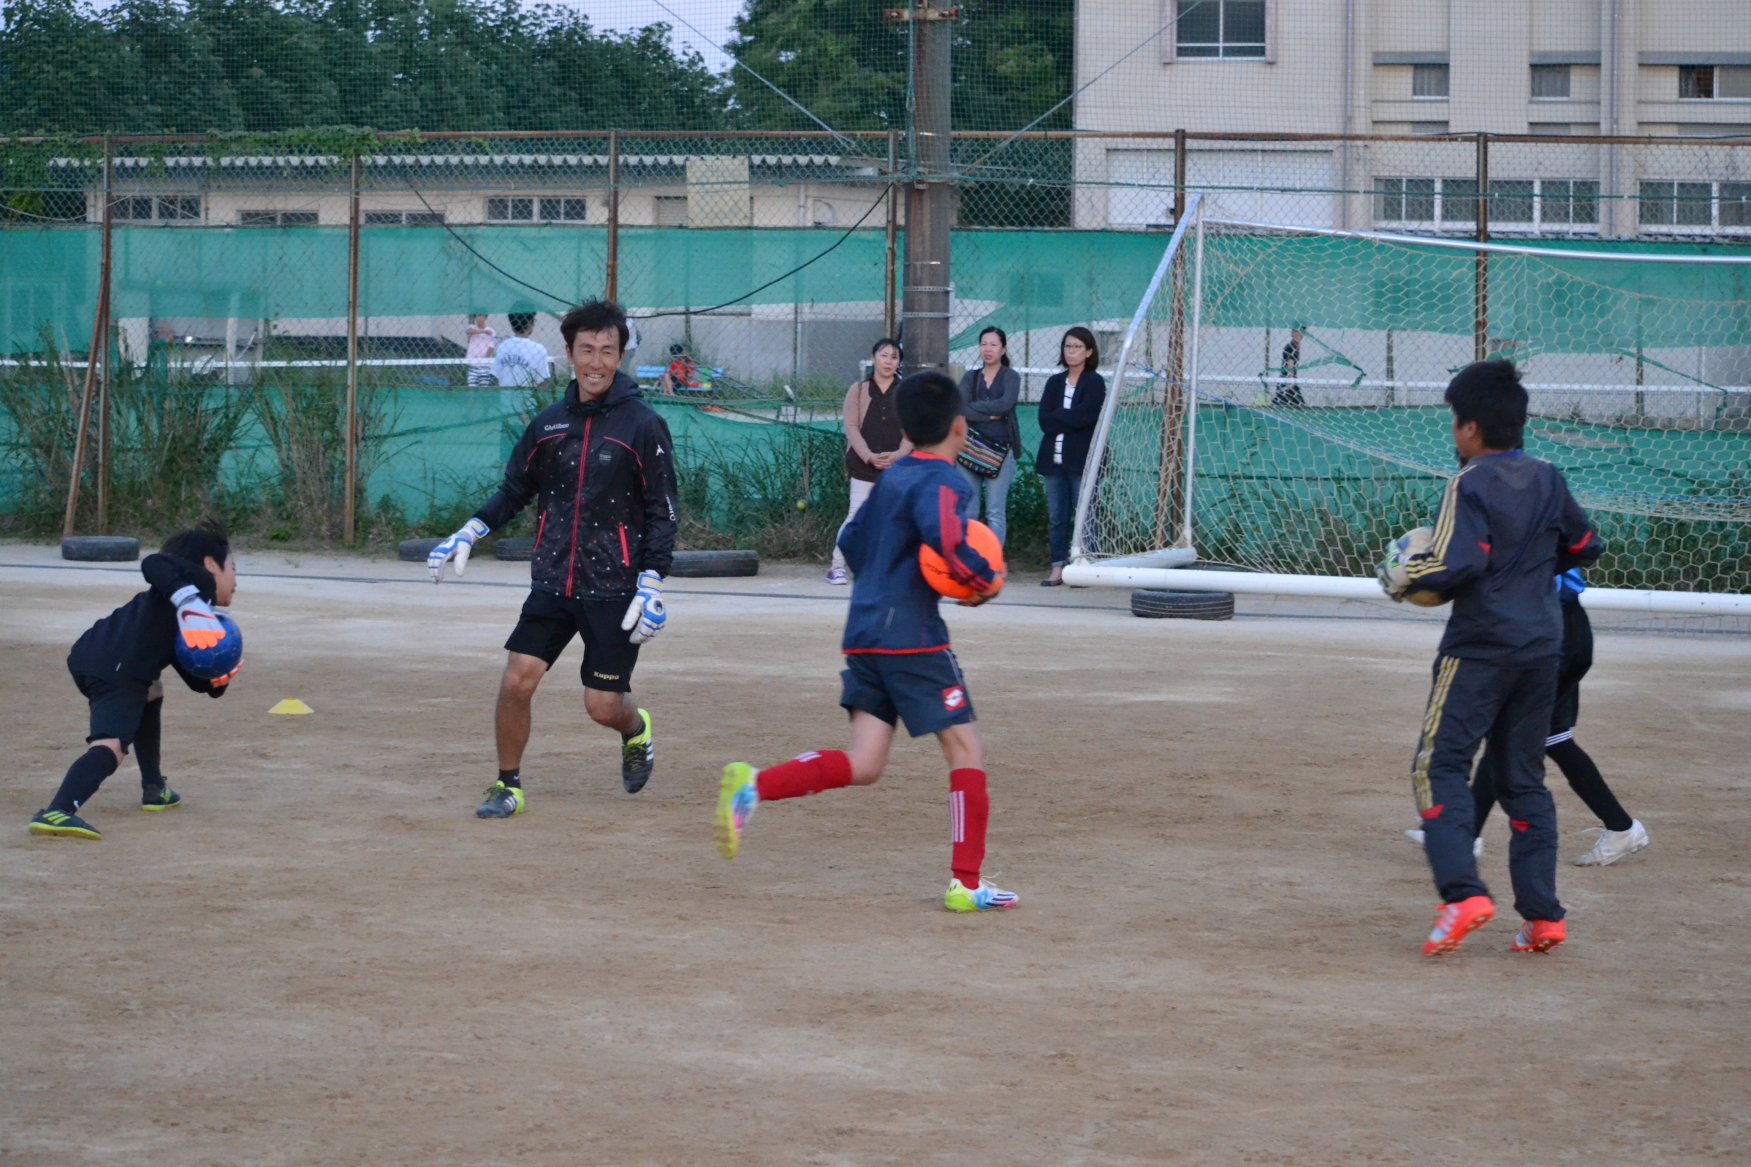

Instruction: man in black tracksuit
[428,301,678,819]
[1391,361,1601,957]
[30,524,240,841]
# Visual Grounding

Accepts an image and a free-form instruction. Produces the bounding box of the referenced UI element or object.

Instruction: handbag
[956,430,1012,479]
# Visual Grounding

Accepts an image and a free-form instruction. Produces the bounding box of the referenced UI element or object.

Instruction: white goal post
[1063,204,1751,616]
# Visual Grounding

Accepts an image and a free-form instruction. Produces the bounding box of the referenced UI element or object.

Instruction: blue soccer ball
[175,612,243,679]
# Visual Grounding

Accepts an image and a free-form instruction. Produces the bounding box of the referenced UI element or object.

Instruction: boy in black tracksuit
[428,300,678,818]
[1388,361,1601,957]
[29,524,240,841]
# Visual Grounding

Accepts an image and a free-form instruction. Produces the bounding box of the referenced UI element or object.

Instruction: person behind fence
[427,300,679,820]
[657,343,698,395]
[492,311,553,390]
[955,326,1023,547]
[1036,326,1107,587]
[465,313,497,386]
[28,522,242,842]
[1273,325,1305,408]
[827,337,910,586]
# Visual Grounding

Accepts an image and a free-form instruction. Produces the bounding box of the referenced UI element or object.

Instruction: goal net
[1072,208,1751,608]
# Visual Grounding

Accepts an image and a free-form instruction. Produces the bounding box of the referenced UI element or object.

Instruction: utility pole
[887,3,956,372]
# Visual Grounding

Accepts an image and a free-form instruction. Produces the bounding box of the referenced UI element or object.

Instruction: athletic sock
[621,711,647,740]
[498,769,521,790]
[754,750,852,802]
[135,698,164,789]
[1548,738,1633,833]
[49,746,119,814]
[949,768,989,889]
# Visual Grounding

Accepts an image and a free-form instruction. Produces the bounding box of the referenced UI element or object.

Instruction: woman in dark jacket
[1035,326,1105,586]
[955,326,1023,547]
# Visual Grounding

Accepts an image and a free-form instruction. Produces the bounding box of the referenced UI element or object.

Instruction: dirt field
[2,541,1747,1166]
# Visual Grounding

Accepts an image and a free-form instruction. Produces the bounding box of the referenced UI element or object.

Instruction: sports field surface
[2,543,1746,1166]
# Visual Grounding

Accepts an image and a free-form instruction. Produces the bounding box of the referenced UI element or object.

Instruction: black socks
[50,746,120,813]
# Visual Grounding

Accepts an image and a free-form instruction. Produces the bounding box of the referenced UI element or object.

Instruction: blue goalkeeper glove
[621,570,667,645]
[428,518,490,584]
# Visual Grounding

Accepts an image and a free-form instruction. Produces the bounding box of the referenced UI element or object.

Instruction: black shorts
[840,649,975,738]
[71,671,150,752]
[504,589,640,692]
[1551,602,1594,734]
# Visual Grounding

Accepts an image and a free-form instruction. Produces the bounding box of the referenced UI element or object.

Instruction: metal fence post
[1474,131,1490,363]
[96,136,113,533]
[885,127,899,339]
[344,150,362,544]
[606,129,620,301]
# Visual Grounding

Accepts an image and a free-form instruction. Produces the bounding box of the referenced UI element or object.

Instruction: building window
[1375,177,1436,223]
[1412,64,1449,99]
[1489,180,1535,224]
[241,210,320,226]
[1440,177,1478,225]
[1640,180,1751,232]
[652,196,688,227]
[1540,180,1599,227]
[1530,65,1571,100]
[1679,65,1751,100]
[486,197,535,223]
[112,195,201,223]
[1408,121,1450,135]
[538,197,588,223]
[1529,122,1572,135]
[363,210,445,226]
[1175,0,1266,60]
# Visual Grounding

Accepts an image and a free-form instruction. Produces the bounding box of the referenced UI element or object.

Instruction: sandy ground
[1,542,1747,1166]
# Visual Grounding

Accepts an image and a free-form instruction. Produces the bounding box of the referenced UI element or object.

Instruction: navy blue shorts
[840,649,975,738]
[504,589,640,692]
[71,671,150,752]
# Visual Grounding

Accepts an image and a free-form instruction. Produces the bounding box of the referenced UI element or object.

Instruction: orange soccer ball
[918,520,1006,602]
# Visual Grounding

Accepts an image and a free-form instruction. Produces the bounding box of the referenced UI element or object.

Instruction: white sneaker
[1404,828,1483,858]
[825,566,849,586]
[1573,819,1649,867]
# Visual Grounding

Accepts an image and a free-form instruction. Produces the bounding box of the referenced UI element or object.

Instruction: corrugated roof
[55,153,849,169]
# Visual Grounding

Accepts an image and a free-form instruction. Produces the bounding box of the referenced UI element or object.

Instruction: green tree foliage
[726,0,1073,133]
[0,0,728,134]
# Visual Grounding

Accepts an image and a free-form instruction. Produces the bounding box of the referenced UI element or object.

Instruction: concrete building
[1074,0,1751,236]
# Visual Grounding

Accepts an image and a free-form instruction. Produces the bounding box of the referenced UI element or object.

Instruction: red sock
[949,768,988,889]
[755,750,853,802]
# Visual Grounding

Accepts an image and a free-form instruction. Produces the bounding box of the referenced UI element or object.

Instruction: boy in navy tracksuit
[713,371,1016,912]
[29,524,240,841]
[1387,361,1601,957]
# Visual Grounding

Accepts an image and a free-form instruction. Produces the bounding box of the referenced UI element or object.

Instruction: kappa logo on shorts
[593,671,622,682]
[941,685,966,711]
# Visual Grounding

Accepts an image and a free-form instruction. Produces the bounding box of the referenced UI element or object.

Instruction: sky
[585,0,743,73]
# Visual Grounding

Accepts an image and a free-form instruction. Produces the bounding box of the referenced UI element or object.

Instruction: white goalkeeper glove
[621,570,667,645]
[169,585,227,650]
[429,517,490,584]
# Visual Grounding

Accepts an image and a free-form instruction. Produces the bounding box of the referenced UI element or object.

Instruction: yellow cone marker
[269,698,314,716]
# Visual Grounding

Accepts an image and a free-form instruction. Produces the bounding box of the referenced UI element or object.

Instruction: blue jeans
[958,452,1018,547]
[1041,470,1083,567]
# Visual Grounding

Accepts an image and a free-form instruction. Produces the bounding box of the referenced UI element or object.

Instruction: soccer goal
[1063,204,1751,616]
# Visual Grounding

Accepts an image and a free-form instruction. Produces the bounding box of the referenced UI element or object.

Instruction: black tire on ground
[397,537,444,563]
[61,535,140,562]
[1130,588,1236,621]
[494,537,535,562]
[667,549,760,578]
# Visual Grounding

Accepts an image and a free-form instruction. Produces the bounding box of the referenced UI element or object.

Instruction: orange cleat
[1509,919,1567,954]
[1422,895,1495,957]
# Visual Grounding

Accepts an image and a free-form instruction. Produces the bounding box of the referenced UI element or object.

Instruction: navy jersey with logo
[1405,450,1601,662]
[837,452,1002,654]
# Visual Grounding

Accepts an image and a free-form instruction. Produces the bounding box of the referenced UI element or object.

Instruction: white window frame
[1638,180,1751,235]
[652,195,689,227]
[1412,64,1450,99]
[486,196,586,224]
[239,210,317,227]
[111,194,202,224]
[1374,177,1600,235]
[1530,64,1571,100]
[1162,0,1275,64]
[1678,65,1751,101]
[363,210,445,227]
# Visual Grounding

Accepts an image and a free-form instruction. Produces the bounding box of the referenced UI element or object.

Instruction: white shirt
[491,335,552,387]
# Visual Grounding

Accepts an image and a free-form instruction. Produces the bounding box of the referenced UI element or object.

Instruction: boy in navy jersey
[29,523,240,841]
[1386,361,1600,957]
[713,371,1015,912]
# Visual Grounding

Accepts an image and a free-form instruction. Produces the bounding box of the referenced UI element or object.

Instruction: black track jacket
[475,372,678,600]
[67,553,231,695]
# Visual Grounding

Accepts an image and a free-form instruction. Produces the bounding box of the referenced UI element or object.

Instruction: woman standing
[955,326,1023,546]
[828,338,910,585]
[1035,326,1106,586]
